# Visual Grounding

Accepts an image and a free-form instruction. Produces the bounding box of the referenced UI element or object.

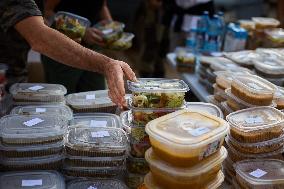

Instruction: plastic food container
[0,171,65,189]
[10,105,73,121]
[66,90,117,113]
[127,155,149,174]
[176,50,195,65]
[226,106,284,143]
[0,115,67,145]
[274,87,284,110]
[239,19,256,31]
[65,127,128,157]
[207,95,221,107]
[65,155,126,167]
[125,172,145,189]
[224,50,259,68]
[209,57,238,72]
[235,159,284,189]
[67,179,128,189]
[1,154,64,171]
[70,113,121,129]
[185,102,223,119]
[128,78,189,108]
[0,140,64,158]
[227,134,284,154]
[215,70,252,90]
[108,32,134,50]
[130,128,151,158]
[10,83,67,103]
[220,102,233,117]
[252,17,280,29]
[54,11,90,40]
[231,74,276,106]
[94,20,125,43]
[213,84,227,102]
[145,110,229,167]
[254,59,284,78]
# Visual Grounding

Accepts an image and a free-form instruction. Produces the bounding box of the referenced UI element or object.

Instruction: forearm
[100,1,112,20]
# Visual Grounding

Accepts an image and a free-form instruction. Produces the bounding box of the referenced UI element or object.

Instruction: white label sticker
[87,186,97,189]
[86,94,96,100]
[90,120,107,127]
[188,127,211,137]
[36,108,46,113]
[249,169,267,178]
[245,116,264,124]
[23,118,44,127]
[91,131,110,138]
[102,28,113,35]
[248,82,263,90]
[22,179,43,187]
[28,85,44,91]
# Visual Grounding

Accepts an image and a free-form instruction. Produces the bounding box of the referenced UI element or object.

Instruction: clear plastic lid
[208,57,238,71]
[146,109,229,149]
[128,78,189,93]
[94,20,125,40]
[274,86,284,99]
[226,106,284,132]
[199,56,230,66]
[235,159,284,186]
[254,59,284,75]
[70,113,121,128]
[109,32,134,50]
[66,127,128,152]
[265,28,284,42]
[0,115,67,144]
[220,102,233,115]
[67,179,128,189]
[207,95,221,107]
[0,171,65,189]
[252,17,280,27]
[185,102,223,118]
[224,50,260,65]
[215,71,251,89]
[66,90,115,109]
[232,75,276,95]
[54,11,91,27]
[10,105,73,121]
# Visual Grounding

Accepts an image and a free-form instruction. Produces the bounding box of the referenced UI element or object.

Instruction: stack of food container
[144,109,229,189]
[66,90,117,114]
[67,178,128,189]
[263,28,284,48]
[9,83,67,106]
[224,50,258,69]
[274,86,284,110]
[0,64,12,117]
[123,78,189,188]
[175,48,196,73]
[0,114,67,171]
[224,107,284,184]
[232,159,284,188]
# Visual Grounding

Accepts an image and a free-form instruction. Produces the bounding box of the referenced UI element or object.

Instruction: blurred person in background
[42,0,113,93]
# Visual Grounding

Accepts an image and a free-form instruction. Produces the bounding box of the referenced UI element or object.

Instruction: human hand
[104,59,137,107]
[83,27,106,46]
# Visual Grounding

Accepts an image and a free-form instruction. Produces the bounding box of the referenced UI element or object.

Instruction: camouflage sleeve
[0,0,42,33]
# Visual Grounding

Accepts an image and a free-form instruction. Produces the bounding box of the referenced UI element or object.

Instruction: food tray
[10,105,73,121]
[226,106,284,143]
[67,178,128,189]
[70,113,121,128]
[0,171,65,189]
[235,159,284,189]
[231,74,276,106]
[146,110,229,167]
[0,140,64,158]
[66,90,117,113]
[125,172,145,189]
[0,114,67,145]
[274,87,284,110]
[128,78,189,108]
[130,131,151,158]
[10,83,66,103]
[94,20,125,43]
[65,155,126,167]
[252,17,280,29]
[127,155,149,174]
[65,127,128,157]
[185,102,223,118]
[108,32,134,50]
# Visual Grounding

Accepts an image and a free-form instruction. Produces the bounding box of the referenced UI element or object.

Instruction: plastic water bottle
[196,11,210,51]
[185,29,197,53]
[217,11,225,50]
[203,15,220,52]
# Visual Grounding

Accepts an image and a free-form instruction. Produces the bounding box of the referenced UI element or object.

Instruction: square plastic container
[274,87,284,110]
[66,90,117,113]
[65,127,128,157]
[252,17,280,29]
[65,155,126,167]
[10,83,67,103]
[127,155,149,174]
[108,32,134,50]
[128,78,189,108]
[224,50,259,68]
[231,74,276,106]
[226,106,284,143]
[0,114,67,145]
[0,171,65,189]
[145,110,229,167]
[185,102,223,119]
[67,179,128,189]
[145,147,226,189]
[94,20,125,43]
[70,113,121,129]
[10,105,73,121]
[130,127,151,158]
[54,11,90,40]
[235,159,284,189]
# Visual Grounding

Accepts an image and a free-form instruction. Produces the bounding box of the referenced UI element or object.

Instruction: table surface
[166,53,210,102]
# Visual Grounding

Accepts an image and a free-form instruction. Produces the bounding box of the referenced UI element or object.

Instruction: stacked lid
[66,90,117,114]
[144,109,229,189]
[0,114,67,171]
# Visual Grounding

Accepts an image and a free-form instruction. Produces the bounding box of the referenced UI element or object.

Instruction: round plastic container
[94,20,125,43]
[252,17,280,29]
[67,179,128,189]
[185,102,223,118]
[226,106,284,143]
[145,110,229,167]
[0,171,65,189]
[235,159,284,189]
[108,32,134,50]
[10,105,73,121]
[274,87,284,110]
[66,90,117,113]
[127,155,149,174]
